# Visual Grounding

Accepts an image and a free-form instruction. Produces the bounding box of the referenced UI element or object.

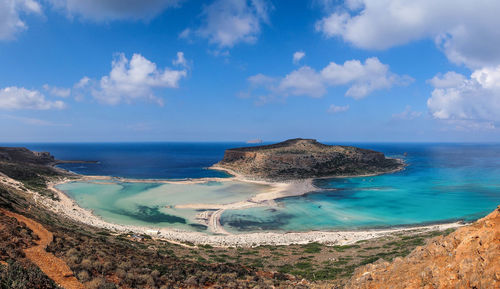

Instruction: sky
[1,0,500,143]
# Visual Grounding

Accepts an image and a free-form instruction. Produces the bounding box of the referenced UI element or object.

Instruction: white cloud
[328,104,349,113]
[321,57,411,99]
[0,86,65,110]
[427,65,500,127]
[178,28,191,39]
[278,66,326,98]
[315,0,500,68]
[293,51,305,64]
[427,71,466,89]
[392,105,422,120]
[248,73,276,87]
[195,0,272,48]
[172,51,188,68]
[92,53,187,105]
[43,84,71,98]
[0,0,42,40]
[245,57,411,101]
[74,76,90,89]
[47,0,182,21]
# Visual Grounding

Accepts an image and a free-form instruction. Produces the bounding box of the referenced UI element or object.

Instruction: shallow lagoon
[57,180,269,232]
[221,144,500,232]
[48,143,500,233]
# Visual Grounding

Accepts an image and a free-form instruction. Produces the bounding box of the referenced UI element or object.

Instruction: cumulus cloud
[43,84,71,98]
[91,53,187,105]
[47,0,182,21]
[245,57,411,102]
[0,86,65,110]
[194,0,272,48]
[279,66,326,98]
[315,0,500,68]
[0,0,42,40]
[328,104,349,113]
[392,105,422,120]
[293,51,305,64]
[427,65,500,128]
[322,57,412,99]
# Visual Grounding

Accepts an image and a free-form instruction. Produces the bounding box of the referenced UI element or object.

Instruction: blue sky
[1,0,499,142]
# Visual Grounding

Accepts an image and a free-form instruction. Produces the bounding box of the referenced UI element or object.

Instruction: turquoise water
[57,180,269,232]
[39,143,500,233]
[221,144,500,232]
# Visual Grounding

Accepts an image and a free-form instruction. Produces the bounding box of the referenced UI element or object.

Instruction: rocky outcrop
[0,147,55,165]
[346,206,500,289]
[214,138,403,180]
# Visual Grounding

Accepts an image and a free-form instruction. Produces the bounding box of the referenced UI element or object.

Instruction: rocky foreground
[214,138,404,180]
[346,206,500,289]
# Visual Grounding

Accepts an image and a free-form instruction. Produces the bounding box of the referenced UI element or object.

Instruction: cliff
[214,138,403,180]
[346,206,500,289]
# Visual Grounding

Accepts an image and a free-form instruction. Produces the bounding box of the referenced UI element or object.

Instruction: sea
[5,142,500,233]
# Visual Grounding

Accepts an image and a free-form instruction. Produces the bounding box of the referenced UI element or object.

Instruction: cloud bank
[427,66,500,128]
[316,0,500,69]
[246,57,411,103]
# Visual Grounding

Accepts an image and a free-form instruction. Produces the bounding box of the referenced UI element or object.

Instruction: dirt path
[1,209,86,289]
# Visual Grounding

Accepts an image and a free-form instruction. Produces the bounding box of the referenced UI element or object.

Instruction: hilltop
[213,138,404,180]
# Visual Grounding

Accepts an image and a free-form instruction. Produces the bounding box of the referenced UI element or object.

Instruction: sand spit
[2,174,458,248]
[49,179,464,247]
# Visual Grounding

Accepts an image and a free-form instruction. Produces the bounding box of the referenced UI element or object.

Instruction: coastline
[210,158,407,182]
[13,169,462,247]
[0,172,466,247]
[46,177,464,247]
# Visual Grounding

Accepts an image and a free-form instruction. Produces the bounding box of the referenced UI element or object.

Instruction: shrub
[0,260,58,289]
[77,270,91,282]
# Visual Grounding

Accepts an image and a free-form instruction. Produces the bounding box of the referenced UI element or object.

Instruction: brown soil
[1,209,85,289]
[346,206,500,289]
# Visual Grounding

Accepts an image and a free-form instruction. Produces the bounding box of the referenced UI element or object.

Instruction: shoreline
[16,171,464,247]
[54,170,318,235]
[46,178,465,247]
[209,157,407,182]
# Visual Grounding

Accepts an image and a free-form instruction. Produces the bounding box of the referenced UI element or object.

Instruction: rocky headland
[213,138,404,181]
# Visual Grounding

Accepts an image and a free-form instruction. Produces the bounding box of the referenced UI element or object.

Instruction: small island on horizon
[212,138,404,181]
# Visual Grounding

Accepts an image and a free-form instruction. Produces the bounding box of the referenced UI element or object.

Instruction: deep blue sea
[5,142,500,232]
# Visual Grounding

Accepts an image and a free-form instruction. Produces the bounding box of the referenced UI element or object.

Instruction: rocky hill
[346,206,500,289]
[214,138,403,180]
[0,147,56,165]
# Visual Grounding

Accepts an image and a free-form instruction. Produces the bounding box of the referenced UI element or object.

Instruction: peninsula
[212,138,404,181]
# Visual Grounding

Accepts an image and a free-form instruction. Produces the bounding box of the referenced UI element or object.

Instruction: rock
[345,206,500,289]
[214,138,403,180]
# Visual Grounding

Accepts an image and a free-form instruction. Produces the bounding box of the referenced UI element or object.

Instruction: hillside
[346,206,500,289]
[214,138,403,180]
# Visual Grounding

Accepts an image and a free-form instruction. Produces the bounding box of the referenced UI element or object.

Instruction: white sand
[0,173,463,248]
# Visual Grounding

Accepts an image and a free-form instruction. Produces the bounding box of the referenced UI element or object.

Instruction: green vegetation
[301,242,322,253]
[0,261,59,289]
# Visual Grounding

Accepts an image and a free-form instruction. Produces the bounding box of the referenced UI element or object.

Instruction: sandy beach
[0,171,463,248]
